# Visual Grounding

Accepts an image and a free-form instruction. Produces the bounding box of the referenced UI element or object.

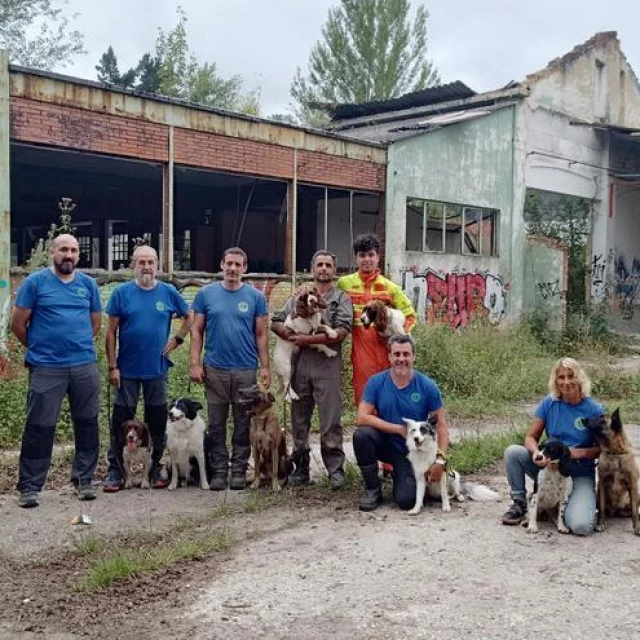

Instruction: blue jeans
[504,444,596,536]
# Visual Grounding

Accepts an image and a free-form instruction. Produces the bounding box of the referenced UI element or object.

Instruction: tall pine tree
[291,0,440,125]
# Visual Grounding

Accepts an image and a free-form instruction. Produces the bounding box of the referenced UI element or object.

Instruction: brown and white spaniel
[274,287,338,402]
[121,419,152,489]
[360,299,407,339]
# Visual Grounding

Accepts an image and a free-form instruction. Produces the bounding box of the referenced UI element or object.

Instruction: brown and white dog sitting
[583,409,640,535]
[274,287,338,402]
[122,419,152,490]
[360,300,406,339]
[237,385,292,491]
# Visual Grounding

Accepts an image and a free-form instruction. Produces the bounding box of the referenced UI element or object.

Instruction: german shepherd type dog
[583,409,640,535]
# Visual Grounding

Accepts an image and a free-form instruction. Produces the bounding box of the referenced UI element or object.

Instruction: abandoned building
[1,32,639,336]
[329,31,640,332]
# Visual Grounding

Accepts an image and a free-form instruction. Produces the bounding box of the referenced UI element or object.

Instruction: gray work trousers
[18,363,100,493]
[290,348,345,476]
[204,365,256,477]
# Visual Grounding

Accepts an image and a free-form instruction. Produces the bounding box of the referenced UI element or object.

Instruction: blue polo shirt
[192,283,267,370]
[15,268,102,367]
[363,369,443,452]
[106,281,190,379]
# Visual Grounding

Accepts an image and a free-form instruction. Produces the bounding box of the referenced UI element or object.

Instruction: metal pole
[0,51,11,354]
[291,149,297,289]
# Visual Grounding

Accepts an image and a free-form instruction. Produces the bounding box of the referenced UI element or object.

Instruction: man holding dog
[190,247,270,491]
[11,234,102,508]
[337,233,417,407]
[103,245,191,492]
[272,250,353,489]
[353,334,449,511]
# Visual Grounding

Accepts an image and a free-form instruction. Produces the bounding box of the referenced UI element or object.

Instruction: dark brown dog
[583,408,640,535]
[121,419,151,490]
[237,385,292,491]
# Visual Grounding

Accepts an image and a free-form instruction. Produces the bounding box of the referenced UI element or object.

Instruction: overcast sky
[62,0,640,116]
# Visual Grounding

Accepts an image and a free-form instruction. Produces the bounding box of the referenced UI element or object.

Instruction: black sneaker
[329,472,344,491]
[210,474,228,491]
[501,500,527,525]
[229,474,246,491]
[18,492,40,508]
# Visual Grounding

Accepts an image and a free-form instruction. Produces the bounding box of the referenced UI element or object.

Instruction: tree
[95,7,258,114]
[0,0,84,70]
[291,0,440,125]
[96,46,136,87]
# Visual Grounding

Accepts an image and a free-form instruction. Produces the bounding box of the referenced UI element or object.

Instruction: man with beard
[271,251,353,489]
[103,245,191,492]
[190,247,270,491]
[11,234,102,508]
[353,334,449,512]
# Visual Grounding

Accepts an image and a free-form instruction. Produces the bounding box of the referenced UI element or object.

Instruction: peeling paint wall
[386,107,516,325]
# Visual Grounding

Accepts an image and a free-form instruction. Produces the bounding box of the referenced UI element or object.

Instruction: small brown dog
[121,419,152,490]
[584,408,640,535]
[238,385,292,491]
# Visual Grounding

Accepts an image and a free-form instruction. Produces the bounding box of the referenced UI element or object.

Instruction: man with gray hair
[103,244,192,492]
[11,234,102,508]
[271,251,353,489]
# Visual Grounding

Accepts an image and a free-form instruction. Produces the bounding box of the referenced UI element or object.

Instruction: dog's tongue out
[127,441,136,451]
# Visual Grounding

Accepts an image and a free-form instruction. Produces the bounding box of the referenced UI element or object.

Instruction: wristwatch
[435,457,446,466]
[174,335,184,345]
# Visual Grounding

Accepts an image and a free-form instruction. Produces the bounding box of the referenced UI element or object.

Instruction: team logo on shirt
[76,287,87,298]
[574,418,586,431]
[156,301,165,311]
[238,301,249,313]
[411,393,421,402]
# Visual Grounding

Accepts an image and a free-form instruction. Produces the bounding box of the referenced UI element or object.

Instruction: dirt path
[1,424,639,639]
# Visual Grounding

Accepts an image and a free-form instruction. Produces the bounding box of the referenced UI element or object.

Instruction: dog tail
[461,482,500,501]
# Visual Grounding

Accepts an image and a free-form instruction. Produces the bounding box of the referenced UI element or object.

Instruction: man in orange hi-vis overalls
[337,233,417,407]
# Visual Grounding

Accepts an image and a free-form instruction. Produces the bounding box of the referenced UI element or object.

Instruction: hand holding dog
[532,450,549,468]
[426,464,444,483]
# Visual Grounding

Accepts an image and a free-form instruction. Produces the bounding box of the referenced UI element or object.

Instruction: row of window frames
[405,199,499,257]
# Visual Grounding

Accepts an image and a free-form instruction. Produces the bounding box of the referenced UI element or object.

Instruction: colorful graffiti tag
[402,269,507,328]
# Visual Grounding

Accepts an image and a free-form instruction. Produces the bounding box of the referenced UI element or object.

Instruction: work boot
[210,473,228,491]
[358,464,382,512]
[288,467,311,487]
[329,471,345,491]
[18,492,40,508]
[102,468,123,493]
[149,464,168,489]
[501,499,527,525]
[229,474,246,491]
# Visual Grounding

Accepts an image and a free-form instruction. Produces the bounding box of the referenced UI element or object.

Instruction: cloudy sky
[61,0,640,116]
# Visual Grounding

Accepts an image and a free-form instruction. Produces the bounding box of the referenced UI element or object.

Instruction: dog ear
[427,413,438,427]
[611,408,622,432]
[139,424,150,448]
[268,392,276,403]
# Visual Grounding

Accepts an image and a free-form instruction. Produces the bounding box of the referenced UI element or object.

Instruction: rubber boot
[358,464,382,512]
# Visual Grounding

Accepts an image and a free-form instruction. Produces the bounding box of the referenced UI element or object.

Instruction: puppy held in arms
[274,287,338,402]
[122,419,152,489]
[527,439,573,534]
[404,416,463,515]
[360,300,406,339]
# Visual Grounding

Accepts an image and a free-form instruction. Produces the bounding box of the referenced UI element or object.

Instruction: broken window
[405,198,499,257]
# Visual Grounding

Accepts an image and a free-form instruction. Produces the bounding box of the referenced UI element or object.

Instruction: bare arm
[11,306,32,347]
[433,407,449,456]
[256,314,271,388]
[356,400,405,437]
[91,311,102,337]
[105,315,120,389]
[189,313,206,383]
[163,310,194,355]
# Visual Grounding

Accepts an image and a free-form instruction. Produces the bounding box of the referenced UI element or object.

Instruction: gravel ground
[0,424,639,639]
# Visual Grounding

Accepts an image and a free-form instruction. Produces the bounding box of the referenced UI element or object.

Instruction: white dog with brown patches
[273,288,338,402]
[360,299,406,339]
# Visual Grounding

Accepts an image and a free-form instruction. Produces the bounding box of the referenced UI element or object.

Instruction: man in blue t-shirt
[353,334,450,512]
[11,234,102,508]
[103,245,191,492]
[190,247,270,491]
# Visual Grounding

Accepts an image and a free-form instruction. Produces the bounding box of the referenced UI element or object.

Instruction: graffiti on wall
[402,269,507,328]
[590,253,607,300]
[536,279,564,300]
[614,255,640,320]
